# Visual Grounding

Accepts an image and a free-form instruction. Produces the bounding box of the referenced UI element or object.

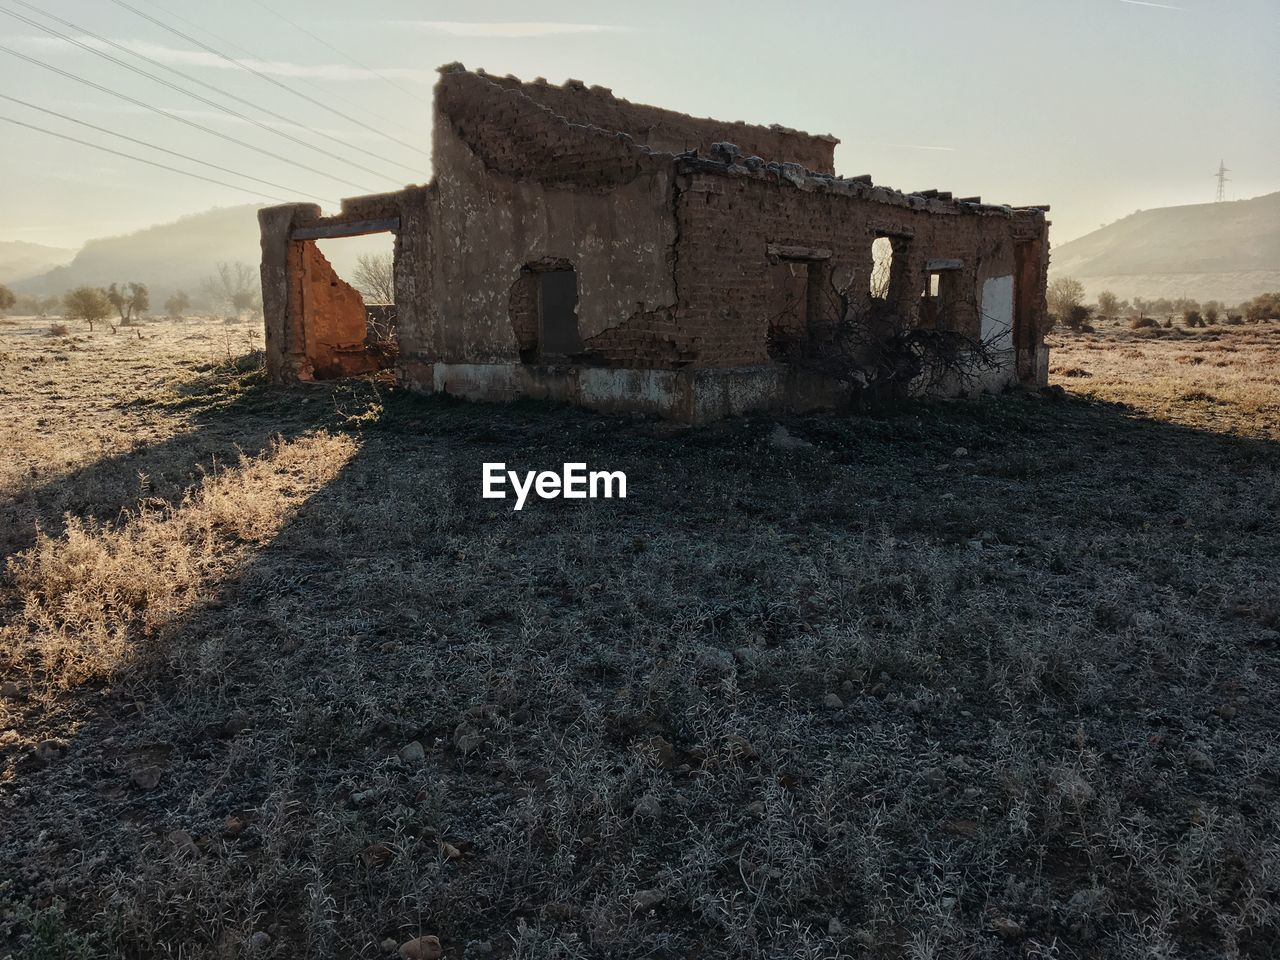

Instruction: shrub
[1067,304,1094,331]
[1130,316,1158,329]
[1048,276,1086,328]
[1243,292,1280,322]
[164,291,192,319]
[62,287,111,332]
[48,322,70,337]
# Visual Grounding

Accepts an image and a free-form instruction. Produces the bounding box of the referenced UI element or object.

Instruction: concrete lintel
[768,243,832,261]
[872,225,915,240]
[927,258,964,272]
[291,216,401,240]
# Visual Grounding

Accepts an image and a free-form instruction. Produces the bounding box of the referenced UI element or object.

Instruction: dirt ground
[1,314,1277,959]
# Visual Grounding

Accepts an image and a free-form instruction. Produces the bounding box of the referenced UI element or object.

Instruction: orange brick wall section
[291,240,382,379]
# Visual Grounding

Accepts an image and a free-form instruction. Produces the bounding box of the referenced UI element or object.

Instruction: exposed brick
[260,65,1050,417]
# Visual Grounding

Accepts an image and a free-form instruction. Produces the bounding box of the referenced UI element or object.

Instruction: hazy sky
[1,0,1277,249]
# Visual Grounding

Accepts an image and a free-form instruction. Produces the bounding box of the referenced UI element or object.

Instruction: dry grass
[1,316,1278,959]
[1048,317,1280,437]
[8,432,354,691]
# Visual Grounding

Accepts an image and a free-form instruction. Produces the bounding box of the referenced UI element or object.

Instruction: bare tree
[1096,290,1119,321]
[202,262,260,319]
[0,284,14,313]
[352,253,394,304]
[1244,292,1280,321]
[126,281,150,321]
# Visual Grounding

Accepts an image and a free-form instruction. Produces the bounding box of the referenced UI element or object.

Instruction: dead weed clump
[2,432,355,689]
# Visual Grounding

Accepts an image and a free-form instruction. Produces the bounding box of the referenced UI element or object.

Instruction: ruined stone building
[260,64,1051,422]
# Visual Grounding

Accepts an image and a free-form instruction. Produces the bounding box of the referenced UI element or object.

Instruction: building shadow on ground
[4,379,1279,956]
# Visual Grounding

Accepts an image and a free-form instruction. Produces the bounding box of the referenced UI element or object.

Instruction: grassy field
[1,314,1278,959]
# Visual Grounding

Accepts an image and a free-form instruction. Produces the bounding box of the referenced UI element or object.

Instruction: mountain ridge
[10,204,389,306]
[0,241,77,286]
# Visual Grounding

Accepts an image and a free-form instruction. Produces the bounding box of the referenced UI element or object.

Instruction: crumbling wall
[260,187,431,384]
[260,202,319,383]
[291,241,382,379]
[480,69,838,173]
[669,161,1042,380]
[405,69,680,378]
[268,64,1049,412]
[1012,213,1052,383]
[433,67,663,189]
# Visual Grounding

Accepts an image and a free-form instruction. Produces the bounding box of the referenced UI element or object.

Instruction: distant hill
[12,205,391,307]
[1051,192,1280,305]
[0,241,76,286]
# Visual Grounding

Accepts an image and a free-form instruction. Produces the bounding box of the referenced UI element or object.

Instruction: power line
[245,0,430,106]
[131,0,412,134]
[0,41,372,194]
[0,112,294,203]
[0,4,387,190]
[7,0,421,179]
[110,0,431,159]
[0,92,333,203]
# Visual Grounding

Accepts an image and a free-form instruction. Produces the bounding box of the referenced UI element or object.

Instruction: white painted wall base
[401,356,1025,422]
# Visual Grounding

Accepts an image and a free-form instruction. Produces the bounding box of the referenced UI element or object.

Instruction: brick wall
[507,270,538,357]
[481,71,837,172]
[427,154,1048,374]
[666,166,1047,369]
[435,69,661,189]
[292,240,384,379]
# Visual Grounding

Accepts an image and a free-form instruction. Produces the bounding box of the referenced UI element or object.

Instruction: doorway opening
[288,229,398,380]
[509,259,582,362]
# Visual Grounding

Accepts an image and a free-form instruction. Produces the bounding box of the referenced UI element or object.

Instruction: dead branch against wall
[870,237,894,299]
[774,266,1007,402]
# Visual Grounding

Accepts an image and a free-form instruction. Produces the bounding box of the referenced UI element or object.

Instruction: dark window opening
[538,268,582,357]
[767,258,826,360]
[920,264,961,331]
[509,260,581,362]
